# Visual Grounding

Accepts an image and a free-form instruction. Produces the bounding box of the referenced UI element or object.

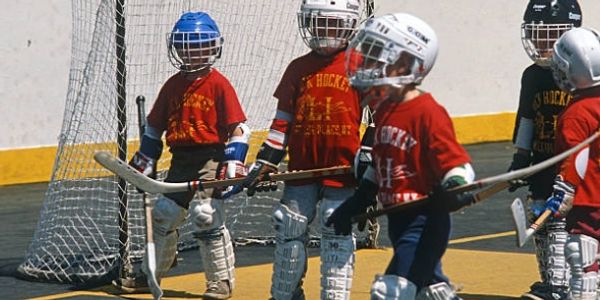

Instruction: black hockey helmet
[521,0,582,66]
[523,0,581,26]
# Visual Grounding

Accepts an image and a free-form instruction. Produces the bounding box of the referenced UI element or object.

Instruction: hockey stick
[511,197,554,248]
[451,130,599,194]
[511,130,600,247]
[94,151,351,194]
[352,130,600,223]
[351,181,510,224]
[135,95,162,300]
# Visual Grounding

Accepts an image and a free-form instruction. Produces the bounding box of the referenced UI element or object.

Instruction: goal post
[18,0,377,284]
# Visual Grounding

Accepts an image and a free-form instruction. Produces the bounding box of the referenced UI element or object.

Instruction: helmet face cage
[521,23,573,67]
[346,29,422,90]
[550,53,572,91]
[298,10,359,55]
[168,32,223,73]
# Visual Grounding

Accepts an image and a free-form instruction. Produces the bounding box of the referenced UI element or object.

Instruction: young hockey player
[115,12,249,300]
[327,13,475,299]
[237,1,363,299]
[543,26,600,300]
[507,1,582,298]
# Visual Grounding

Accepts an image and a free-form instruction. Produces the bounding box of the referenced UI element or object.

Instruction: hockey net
[18,0,377,284]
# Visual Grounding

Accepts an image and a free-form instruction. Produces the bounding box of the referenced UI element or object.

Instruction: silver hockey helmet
[551,27,600,92]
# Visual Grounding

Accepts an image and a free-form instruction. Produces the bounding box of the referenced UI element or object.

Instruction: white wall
[0,1,71,150]
[1,0,599,150]
[376,0,600,116]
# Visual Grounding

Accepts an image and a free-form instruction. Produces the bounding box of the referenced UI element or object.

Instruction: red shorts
[566,206,600,240]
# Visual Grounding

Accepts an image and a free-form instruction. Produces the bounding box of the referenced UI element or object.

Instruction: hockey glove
[544,176,575,218]
[239,142,285,196]
[326,179,378,236]
[130,151,157,178]
[431,175,474,213]
[129,132,163,192]
[507,152,531,192]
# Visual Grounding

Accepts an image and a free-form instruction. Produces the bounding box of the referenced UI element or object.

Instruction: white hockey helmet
[521,0,582,67]
[345,13,438,90]
[298,0,361,55]
[551,27,600,92]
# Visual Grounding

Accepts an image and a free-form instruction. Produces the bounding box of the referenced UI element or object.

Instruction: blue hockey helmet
[167,12,224,73]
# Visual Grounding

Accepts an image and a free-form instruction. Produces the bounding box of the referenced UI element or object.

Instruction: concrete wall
[1,0,599,184]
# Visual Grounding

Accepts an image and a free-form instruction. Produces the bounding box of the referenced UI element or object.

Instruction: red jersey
[555,96,600,207]
[371,93,471,207]
[272,51,361,187]
[147,69,246,147]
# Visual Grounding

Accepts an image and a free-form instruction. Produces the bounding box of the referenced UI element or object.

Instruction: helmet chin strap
[388,83,413,101]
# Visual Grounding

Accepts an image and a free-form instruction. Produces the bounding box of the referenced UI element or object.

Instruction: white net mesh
[18,0,377,284]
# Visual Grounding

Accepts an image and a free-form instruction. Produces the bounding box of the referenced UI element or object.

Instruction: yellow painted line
[449,230,516,245]
[0,112,516,186]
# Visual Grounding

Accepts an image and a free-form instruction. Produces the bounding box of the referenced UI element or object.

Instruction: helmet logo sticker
[569,12,581,21]
[407,26,429,44]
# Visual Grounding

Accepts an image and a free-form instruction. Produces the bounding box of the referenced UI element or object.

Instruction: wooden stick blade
[518,209,552,248]
[94,151,166,194]
[520,228,536,248]
[510,198,528,248]
[146,242,163,299]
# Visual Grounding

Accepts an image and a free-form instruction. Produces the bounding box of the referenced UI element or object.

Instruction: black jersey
[514,64,573,198]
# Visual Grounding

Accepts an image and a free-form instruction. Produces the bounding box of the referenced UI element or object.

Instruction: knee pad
[144,196,186,279]
[272,203,308,241]
[196,226,235,289]
[319,198,345,236]
[153,196,187,236]
[190,198,224,233]
[565,234,599,299]
[370,274,417,300]
[415,282,457,300]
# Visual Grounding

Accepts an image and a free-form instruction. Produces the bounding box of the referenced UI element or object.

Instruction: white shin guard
[143,196,186,280]
[545,220,570,288]
[370,274,417,300]
[530,200,570,289]
[565,234,599,300]
[320,233,355,300]
[271,203,309,299]
[196,226,236,290]
[320,199,356,300]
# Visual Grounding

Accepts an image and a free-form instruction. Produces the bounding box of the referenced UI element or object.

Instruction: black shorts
[164,145,224,209]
